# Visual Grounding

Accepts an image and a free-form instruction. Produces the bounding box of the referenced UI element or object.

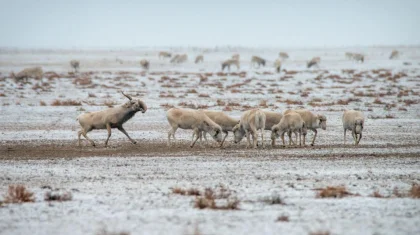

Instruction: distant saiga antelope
[389,50,399,60]
[159,51,172,60]
[140,59,150,70]
[279,52,289,60]
[307,57,321,68]
[70,60,80,73]
[251,56,266,68]
[221,59,240,72]
[231,54,240,61]
[195,55,204,64]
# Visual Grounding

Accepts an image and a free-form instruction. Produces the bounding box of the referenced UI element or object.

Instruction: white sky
[0,0,419,48]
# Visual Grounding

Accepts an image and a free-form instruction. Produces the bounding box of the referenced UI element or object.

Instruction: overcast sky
[0,0,419,48]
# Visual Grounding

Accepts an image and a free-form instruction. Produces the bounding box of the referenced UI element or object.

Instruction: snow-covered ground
[0,46,419,235]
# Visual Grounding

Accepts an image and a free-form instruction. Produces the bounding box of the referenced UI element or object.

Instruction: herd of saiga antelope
[11,50,402,148]
[76,49,404,149]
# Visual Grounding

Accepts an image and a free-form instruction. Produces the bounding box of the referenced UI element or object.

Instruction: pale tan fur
[166,108,223,148]
[192,110,239,147]
[271,110,306,147]
[389,50,399,59]
[274,59,282,73]
[232,109,266,149]
[77,92,147,147]
[70,60,80,73]
[12,67,43,83]
[292,109,327,146]
[195,55,204,64]
[342,110,365,145]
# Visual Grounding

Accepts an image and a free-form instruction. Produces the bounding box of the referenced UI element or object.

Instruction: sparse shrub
[371,191,385,198]
[223,106,232,111]
[403,99,418,106]
[88,93,97,98]
[172,187,201,196]
[409,184,420,198]
[373,98,385,104]
[3,185,35,204]
[261,194,285,205]
[276,215,289,222]
[316,186,352,198]
[39,101,46,106]
[285,99,303,105]
[259,100,268,108]
[216,99,226,106]
[193,186,239,210]
[0,93,5,97]
[309,231,330,235]
[186,89,198,94]
[198,94,210,98]
[73,77,92,85]
[44,191,72,201]
[96,227,130,235]
[51,99,82,106]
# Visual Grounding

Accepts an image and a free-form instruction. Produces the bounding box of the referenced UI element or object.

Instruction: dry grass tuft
[172,187,201,196]
[194,186,239,210]
[309,231,330,235]
[96,227,130,235]
[216,99,226,106]
[0,93,5,97]
[409,184,420,198]
[316,186,352,198]
[223,106,232,111]
[51,99,82,106]
[73,77,92,85]
[3,185,35,204]
[198,94,210,98]
[371,191,385,198]
[262,194,285,205]
[39,101,46,106]
[44,191,73,201]
[276,215,289,222]
[285,99,303,105]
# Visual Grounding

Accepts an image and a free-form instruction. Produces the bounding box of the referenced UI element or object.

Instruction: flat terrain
[0,47,420,235]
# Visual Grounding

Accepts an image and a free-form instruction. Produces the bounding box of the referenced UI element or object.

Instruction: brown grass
[73,77,92,85]
[44,191,73,201]
[276,215,289,222]
[403,99,419,106]
[0,93,5,97]
[186,89,198,94]
[39,101,46,106]
[96,227,130,235]
[160,103,174,110]
[172,187,201,196]
[410,184,420,198]
[3,185,35,204]
[371,191,385,198]
[261,194,285,205]
[309,231,330,235]
[316,186,352,198]
[216,99,226,106]
[285,99,303,105]
[194,186,239,210]
[198,94,210,98]
[51,99,82,106]
[223,106,232,111]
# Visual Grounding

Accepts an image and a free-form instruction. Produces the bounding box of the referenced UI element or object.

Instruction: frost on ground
[0,47,420,235]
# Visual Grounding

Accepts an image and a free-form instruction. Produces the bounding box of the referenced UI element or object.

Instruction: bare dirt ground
[0,47,420,235]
